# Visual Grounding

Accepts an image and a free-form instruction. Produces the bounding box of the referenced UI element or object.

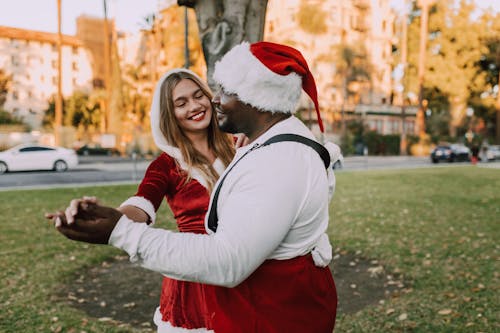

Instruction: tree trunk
[178,0,268,89]
[449,98,466,138]
[496,71,500,144]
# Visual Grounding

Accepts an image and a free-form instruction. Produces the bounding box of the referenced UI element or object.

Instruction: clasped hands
[45,196,123,244]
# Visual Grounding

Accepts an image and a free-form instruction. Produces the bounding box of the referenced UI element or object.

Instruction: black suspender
[207,134,330,232]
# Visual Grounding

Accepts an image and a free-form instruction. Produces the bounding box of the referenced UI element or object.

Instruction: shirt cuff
[108,215,149,262]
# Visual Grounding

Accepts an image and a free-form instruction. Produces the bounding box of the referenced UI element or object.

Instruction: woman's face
[171,78,213,135]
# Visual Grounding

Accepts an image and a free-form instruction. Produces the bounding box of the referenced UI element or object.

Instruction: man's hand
[45,199,123,244]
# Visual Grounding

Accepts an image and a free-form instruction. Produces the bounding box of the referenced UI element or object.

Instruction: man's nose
[212,92,221,105]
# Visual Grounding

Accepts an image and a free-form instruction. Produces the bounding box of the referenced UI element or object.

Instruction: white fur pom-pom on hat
[213,41,325,132]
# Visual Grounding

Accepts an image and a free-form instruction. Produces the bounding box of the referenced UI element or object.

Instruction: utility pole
[416,0,434,137]
[103,0,111,133]
[399,1,409,155]
[184,7,190,69]
[55,0,63,146]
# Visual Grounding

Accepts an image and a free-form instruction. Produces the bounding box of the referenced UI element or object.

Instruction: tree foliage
[42,92,102,132]
[405,0,499,139]
[296,0,328,35]
[0,69,11,109]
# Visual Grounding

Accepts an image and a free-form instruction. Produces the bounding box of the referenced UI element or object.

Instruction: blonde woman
[118,69,234,332]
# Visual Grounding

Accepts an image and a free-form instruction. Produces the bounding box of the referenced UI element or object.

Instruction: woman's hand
[234,133,250,148]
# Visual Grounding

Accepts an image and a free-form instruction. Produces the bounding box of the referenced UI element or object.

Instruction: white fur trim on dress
[154,307,214,333]
[150,68,222,190]
[120,196,157,224]
[213,42,302,114]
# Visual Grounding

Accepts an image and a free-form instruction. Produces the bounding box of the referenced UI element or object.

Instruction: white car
[0,143,78,174]
[332,153,344,169]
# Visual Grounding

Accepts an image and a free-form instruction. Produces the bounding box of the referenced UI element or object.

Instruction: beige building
[264,0,415,135]
[0,26,93,129]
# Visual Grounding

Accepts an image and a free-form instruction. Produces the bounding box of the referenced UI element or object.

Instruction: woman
[119,68,235,332]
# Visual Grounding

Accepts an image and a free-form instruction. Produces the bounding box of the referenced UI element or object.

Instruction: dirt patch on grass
[57,251,405,331]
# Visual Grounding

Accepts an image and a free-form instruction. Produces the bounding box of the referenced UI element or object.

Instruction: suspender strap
[207,134,330,232]
[262,134,330,168]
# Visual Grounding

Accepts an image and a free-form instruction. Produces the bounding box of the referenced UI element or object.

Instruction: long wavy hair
[159,71,235,191]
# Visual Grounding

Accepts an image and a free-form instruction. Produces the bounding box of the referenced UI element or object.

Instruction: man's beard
[216,112,239,134]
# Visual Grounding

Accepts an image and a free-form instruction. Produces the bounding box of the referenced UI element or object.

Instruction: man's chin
[217,120,237,134]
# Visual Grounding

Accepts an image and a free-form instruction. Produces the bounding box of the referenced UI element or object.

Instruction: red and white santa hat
[213,41,324,132]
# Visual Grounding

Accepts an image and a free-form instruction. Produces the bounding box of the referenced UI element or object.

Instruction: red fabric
[206,254,337,333]
[250,41,324,132]
[136,153,213,329]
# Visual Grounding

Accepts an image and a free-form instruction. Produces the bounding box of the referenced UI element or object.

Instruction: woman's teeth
[190,112,204,120]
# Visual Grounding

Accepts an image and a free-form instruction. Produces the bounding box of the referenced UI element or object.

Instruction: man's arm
[110,156,306,287]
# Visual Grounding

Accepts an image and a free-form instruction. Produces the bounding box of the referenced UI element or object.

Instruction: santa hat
[213,41,324,132]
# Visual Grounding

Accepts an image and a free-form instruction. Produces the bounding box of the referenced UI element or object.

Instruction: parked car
[0,143,78,174]
[76,144,121,156]
[332,153,344,170]
[430,144,471,163]
[480,145,500,161]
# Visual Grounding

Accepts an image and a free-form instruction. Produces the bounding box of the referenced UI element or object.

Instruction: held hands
[45,196,123,244]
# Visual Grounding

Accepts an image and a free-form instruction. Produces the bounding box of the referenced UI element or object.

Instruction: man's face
[212,86,249,134]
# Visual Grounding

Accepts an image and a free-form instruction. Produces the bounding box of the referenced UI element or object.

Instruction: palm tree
[55,0,63,145]
[333,45,371,136]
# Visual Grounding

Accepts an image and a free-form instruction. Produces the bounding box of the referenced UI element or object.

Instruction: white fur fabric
[213,42,302,114]
[120,196,156,224]
[154,307,214,333]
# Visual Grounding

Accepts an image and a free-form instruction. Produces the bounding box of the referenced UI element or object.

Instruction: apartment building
[265,0,416,135]
[0,26,93,129]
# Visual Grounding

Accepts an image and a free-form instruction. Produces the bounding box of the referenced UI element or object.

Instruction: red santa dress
[120,152,223,332]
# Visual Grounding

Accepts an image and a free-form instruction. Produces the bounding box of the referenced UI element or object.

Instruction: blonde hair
[159,71,235,191]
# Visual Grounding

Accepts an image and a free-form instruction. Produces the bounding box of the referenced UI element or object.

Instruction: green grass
[331,167,499,332]
[0,167,498,332]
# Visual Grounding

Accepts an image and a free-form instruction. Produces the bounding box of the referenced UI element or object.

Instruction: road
[0,155,496,191]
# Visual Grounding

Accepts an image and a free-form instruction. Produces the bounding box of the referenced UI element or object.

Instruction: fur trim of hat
[213,42,302,114]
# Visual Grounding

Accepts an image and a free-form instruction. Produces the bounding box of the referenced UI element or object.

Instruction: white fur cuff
[120,196,156,224]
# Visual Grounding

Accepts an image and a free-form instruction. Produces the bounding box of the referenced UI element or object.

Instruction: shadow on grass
[56,252,406,331]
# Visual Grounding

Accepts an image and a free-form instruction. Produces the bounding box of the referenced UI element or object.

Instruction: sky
[0,0,498,36]
[0,0,174,35]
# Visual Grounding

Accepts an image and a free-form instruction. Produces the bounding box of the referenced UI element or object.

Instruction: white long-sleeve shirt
[109,116,334,287]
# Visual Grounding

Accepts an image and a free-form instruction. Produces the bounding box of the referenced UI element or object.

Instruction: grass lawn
[0,166,498,332]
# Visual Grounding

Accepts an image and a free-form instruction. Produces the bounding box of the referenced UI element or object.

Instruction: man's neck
[246,113,291,143]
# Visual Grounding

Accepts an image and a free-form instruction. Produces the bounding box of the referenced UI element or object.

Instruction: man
[49,41,338,332]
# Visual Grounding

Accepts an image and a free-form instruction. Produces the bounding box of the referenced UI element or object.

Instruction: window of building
[72,62,78,71]
[72,78,77,86]
[12,91,18,100]
[40,75,45,83]
[52,43,57,52]
[52,76,57,85]
[11,55,19,66]
[51,60,57,69]
[72,46,78,55]
[28,91,33,99]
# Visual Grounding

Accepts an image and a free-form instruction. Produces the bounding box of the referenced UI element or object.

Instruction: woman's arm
[117,205,150,223]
